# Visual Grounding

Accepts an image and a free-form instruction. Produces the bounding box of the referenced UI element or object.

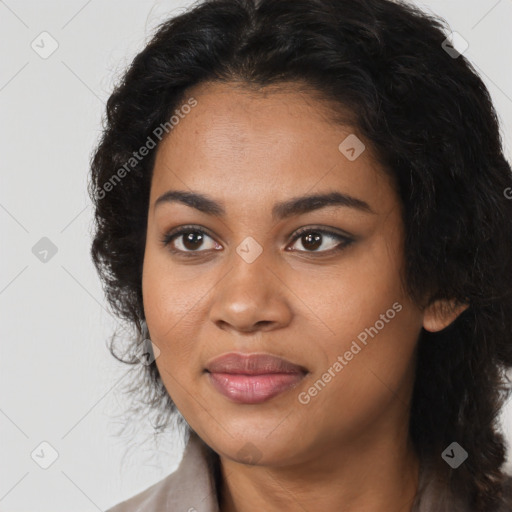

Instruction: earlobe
[422,299,470,333]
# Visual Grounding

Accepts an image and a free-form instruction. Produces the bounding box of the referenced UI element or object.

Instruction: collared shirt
[106,432,512,512]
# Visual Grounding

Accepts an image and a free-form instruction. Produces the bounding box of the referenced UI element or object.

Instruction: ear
[422,298,469,332]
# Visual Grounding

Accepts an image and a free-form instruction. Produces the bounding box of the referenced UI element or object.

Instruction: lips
[205,352,307,374]
[205,352,308,404]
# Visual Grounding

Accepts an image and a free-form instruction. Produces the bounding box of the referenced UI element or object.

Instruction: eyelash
[160,224,354,258]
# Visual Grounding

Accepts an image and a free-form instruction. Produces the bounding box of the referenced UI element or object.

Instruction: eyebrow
[154,189,375,220]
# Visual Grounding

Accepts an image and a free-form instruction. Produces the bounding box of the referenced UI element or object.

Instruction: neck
[218,429,420,512]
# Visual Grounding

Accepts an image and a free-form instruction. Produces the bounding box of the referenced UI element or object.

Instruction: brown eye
[180,231,206,251]
[161,226,221,254]
[288,228,353,254]
[299,232,323,251]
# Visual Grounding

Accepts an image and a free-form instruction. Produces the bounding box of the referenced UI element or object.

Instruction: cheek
[142,265,203,411]
[295,231,409,346]
[299,232,420,402]
[141,249,208,372]
[297,302,420,442]
[304,265,420,424]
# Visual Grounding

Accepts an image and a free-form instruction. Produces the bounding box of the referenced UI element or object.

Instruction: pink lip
[205,352,308,404]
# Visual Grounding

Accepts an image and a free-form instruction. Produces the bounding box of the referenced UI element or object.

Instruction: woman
[89,0,512,510]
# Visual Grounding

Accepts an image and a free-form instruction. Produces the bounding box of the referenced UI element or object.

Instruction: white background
[1,1,511,510]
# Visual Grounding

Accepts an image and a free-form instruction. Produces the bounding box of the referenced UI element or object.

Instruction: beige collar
[107,431,512,512]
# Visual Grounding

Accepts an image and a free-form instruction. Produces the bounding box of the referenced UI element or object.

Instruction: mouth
[204,352,308,404]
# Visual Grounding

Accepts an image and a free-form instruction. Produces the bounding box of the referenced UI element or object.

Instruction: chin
[201,422,309,467]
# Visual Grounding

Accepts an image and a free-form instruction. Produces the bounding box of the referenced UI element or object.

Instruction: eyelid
[160,224,355,255]
[160,224,221,254]
[289,225,354,243]
[286,226,354,254]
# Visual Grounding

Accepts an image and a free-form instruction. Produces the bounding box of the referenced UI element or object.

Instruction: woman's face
[142,81,426,465]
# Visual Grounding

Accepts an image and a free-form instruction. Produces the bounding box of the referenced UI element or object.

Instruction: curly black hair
[88,0,512,509]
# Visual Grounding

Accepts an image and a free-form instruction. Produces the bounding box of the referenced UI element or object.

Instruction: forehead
[155,80,359,161]
[150,81,396,216]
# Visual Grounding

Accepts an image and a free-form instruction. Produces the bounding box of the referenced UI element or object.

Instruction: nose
[208,248,293,334]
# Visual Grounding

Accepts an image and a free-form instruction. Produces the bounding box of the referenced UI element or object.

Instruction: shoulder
[105,432,219,512]
[105,471,179,512]
[413,462,512,512]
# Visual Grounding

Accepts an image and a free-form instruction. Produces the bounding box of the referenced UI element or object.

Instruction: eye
[160,225,354,257]
[287,227,353,254]
[160,225,221,256]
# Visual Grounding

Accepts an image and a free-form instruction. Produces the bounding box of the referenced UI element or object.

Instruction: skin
[142,81,467,512]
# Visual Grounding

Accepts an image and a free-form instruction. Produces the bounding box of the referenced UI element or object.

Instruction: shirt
[105,431,512,512]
